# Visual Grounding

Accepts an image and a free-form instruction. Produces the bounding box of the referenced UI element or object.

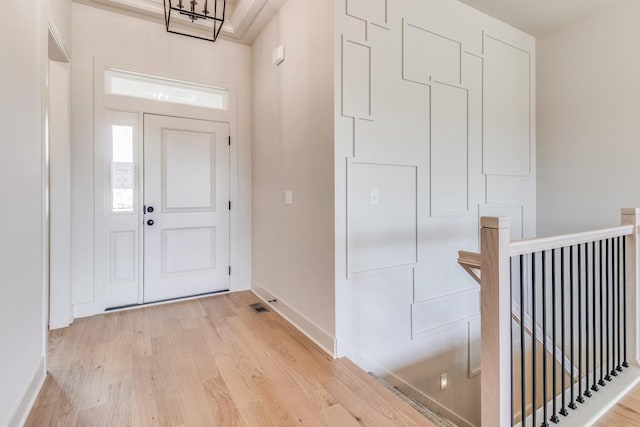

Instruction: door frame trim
[73,58,241,318]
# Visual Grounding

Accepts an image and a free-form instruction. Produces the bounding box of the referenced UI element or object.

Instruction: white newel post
[480,217,512,427]
[621,208,640,367]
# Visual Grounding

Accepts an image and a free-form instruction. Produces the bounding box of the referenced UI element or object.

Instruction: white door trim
[75,58,241,318]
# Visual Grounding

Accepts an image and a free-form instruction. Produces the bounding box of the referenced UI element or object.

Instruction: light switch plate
[273,45,285,66]
[284,190,293,205]
[370,188,379,206]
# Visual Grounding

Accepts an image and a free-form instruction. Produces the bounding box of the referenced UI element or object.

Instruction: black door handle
[147,219,155,226]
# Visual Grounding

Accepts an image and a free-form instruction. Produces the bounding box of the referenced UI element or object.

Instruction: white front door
[143,114,230,303]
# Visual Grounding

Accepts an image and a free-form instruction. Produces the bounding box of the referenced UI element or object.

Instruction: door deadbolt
[147,206,154,213]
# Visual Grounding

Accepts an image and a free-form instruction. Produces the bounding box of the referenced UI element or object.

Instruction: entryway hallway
[25,292,434,426]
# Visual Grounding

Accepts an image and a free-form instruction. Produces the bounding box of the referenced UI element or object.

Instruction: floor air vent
[250,302,269,313]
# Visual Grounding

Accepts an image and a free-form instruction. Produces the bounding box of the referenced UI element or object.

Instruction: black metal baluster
[577,245,584,404]
[560,248,569,416]
[585,243,592,398]
[599,239,606,387]
[569,246,577,410]
[617,237,623,373]
[551,249,560,424]
[611,238,618,378]
[592,241,599,392]
[623,236,629,368]
[605,239,612,382]
[532,252,538,426]
[542,251,549,426]
[521,254,528,426]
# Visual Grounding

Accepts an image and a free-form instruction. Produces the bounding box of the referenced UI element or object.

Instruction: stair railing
[459,208,640,426]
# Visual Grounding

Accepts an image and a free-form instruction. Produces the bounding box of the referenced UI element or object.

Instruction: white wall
[0,0,47,424]
[334,0,536,425]
[251,0,335,353]
[71,3,252,316]
[47,0,71,56]
[49,60,73,329]
[537,1,640,236]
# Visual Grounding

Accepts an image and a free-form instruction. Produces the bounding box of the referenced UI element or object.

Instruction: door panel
[143,114,229,303]
[163,129,215,210]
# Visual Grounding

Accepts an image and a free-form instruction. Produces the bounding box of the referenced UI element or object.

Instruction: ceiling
[80,0,629,43]
[457,0,629,36]
[78,0,286,44]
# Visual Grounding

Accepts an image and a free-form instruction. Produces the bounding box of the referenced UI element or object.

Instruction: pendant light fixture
[163,0,226,42]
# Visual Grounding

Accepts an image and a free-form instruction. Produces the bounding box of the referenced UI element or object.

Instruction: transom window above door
[105,68,229,110]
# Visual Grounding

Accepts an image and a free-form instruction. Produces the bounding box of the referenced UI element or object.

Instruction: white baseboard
[251,284,336,358]
[7,357,46,427]
[72,300,98,319]
[341,345,476,427]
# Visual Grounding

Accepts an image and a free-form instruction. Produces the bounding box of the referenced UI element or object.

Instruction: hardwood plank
[322,404,362,427]
[597,384,640,426]
[25,291,435,427]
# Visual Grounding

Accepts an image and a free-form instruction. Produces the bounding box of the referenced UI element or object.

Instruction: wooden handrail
[510,225,634,257]
[458,250,480,269]
[457,250,481,285]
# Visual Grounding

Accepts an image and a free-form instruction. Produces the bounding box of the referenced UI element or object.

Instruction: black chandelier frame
[163,0,227,42]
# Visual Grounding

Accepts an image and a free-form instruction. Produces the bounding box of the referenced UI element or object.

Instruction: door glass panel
[111,125,135,213]
[105,68,228,111]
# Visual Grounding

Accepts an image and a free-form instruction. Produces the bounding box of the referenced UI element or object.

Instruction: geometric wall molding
[483,34,531,176]
[346,0,388,29]
[411,287,480,339]
[403,20,462,87]
[342,37,372,119]
[337,0,536,424]
[430,83,469,217]
[347,161,417,277]
[485,174,534,206]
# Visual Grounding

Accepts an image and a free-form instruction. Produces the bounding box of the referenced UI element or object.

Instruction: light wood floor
[26,291,435,426]
[596,384,640,426]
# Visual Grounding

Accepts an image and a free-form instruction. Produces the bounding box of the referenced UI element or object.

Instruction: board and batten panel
[483,35,531,176]
[430,83,468,216]
[347,162,417,276]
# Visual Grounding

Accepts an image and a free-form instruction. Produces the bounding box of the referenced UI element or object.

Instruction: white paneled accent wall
[335,0,536,424]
